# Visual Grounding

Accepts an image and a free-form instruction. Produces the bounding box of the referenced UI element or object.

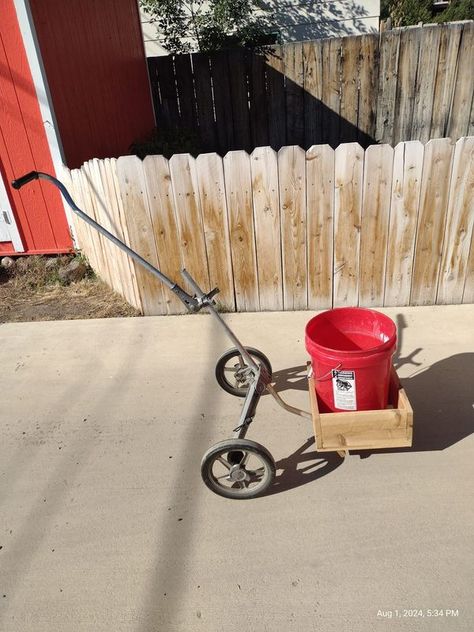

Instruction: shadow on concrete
[0,328,142,626]
[270,363,308,393]
[138,318,225,632]
[263,436,343,497]
[400,353,474,452]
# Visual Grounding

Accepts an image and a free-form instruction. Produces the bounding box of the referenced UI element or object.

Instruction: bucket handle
[310,362,342,382]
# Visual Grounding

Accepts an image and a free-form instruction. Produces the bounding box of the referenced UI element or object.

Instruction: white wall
[140,0,380,56]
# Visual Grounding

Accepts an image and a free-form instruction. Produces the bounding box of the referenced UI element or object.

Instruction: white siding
[140,1,380,56]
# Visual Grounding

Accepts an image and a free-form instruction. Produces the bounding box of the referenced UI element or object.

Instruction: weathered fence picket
[195,153,235,312]
[279,145,307,310]
[411,138,454,306]
[306,144,334,310]
[437,137,474,304]
[251,147,283,311]
[224,151,259,311]
[116,156,167,315]
[333,143,364,307]
[359,144,393,307]
[66,137,474,315]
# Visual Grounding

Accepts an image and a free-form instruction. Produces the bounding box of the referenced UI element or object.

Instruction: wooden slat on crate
[376,30,401,143]
[393,27,422,144]
[303,41,323,147]
[143,155,185,314]
[437,137,474,304]
[412,26,441,143]
[306,144,334,309]
[195,153,235,312]
[224,151,259,311]
[116,155,167,315]
[308,371,413,452]
[339,35,360,144]
[448,22,474,141]
[333,142,364,307]
[278,145,307,310]
[431,23,463,138]
[359,144,393,307]
[411,138,454,306]
[169,153,210,293]
[265,45,286,149]
[284,42,305,148]
[251,147,283,311]
[384,141,424,306]
[357,34,379,145]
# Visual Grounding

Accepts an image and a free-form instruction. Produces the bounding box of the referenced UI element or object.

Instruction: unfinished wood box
[308,366,413,453]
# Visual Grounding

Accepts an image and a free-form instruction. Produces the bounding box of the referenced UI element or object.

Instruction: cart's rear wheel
[215,347,272,397]
[201,439,275,499]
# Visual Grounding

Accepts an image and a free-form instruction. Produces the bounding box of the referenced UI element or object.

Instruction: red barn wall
[29,0,155,169]
[0,0,73,255]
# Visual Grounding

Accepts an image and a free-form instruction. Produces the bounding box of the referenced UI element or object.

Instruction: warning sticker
[332,370,357,410]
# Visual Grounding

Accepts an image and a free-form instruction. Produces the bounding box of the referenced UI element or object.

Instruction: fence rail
[64,137,474,315]
[147,22,474,156]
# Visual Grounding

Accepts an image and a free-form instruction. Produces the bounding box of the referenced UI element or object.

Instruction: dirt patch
[0,255,140,323]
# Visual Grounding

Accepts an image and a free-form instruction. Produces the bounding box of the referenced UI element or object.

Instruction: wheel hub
[234,366,252,385]
[229,464,248,482]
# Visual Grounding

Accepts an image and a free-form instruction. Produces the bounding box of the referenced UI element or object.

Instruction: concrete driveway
[1,305,473,632]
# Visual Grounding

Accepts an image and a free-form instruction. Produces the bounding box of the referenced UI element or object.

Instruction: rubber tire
[201,438,276,500]
[215,347,272,397]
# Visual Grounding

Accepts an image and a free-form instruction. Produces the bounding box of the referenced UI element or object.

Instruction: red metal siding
[0,0,73,255]
[29,0,155,169]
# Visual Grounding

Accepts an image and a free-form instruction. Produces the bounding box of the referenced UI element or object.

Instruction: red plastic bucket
[305,308,397,412]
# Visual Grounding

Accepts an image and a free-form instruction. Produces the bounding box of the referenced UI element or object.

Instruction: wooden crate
[308,366,413,453]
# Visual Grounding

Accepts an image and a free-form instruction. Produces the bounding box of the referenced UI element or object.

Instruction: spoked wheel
[215,347,272,397]
[201,439,276,499]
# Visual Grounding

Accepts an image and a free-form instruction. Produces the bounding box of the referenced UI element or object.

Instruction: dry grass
[0,255,140,323]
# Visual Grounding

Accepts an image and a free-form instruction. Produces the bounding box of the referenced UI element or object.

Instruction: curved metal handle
[11,171,39,189]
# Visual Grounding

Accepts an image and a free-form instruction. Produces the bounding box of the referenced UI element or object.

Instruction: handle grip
[11,171,40,190]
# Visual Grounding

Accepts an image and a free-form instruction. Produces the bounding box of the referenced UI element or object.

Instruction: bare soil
[0,255,140,323]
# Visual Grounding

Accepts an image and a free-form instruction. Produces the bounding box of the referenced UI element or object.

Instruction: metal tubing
[205,302,259,371]
[265,383,312,419]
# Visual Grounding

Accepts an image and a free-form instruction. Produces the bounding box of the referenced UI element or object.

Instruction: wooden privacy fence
[148,22,474,155]
[64,137,474,315]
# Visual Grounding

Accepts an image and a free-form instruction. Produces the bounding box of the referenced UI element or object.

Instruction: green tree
[381,0,474,25]
[381,0,433,26]
[436,0,474,22]
[140,0,274,54]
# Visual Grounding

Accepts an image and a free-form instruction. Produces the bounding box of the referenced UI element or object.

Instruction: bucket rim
[305,306,397,356]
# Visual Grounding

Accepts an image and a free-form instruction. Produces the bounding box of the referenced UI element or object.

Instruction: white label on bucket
[332,370,357,410]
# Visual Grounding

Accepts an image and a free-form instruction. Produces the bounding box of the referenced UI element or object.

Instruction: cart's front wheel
[201,439,275,499]
[215,347,272,397]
